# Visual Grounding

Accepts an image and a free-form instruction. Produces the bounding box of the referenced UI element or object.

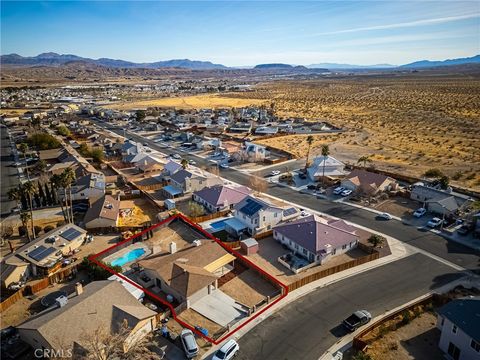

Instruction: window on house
[342,244,347,249]
[471,340,480,352]
[263,216,266,221]
[274,212,278,217]
[452,325,457,334]
[302,248,307,255]
[255,218,258,224]
[447,342,460,360]
[295,244,299,250]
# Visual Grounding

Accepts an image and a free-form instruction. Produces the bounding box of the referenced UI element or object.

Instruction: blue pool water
[111,248,146,267]
[210,219,229,230]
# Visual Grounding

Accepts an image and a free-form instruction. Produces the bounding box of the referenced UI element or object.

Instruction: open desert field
[232,74,480,190]
[104,93,266,110]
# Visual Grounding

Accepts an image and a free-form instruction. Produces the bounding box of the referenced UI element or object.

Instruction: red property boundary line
[89,213,289,345]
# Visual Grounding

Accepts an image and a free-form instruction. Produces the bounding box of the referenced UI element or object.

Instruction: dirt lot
[219,269,278,307]
[248,236,373,285]
[231,75,480,190]
[175,308,224,337]
[104,94,265,110]
[364,312,443,360]
[374,196,420,218]
[118,198,160,227]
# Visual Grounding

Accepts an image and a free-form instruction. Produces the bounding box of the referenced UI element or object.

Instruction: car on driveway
[333,186,345,195]
[270,170,281,176]
[341,189,352,197]
[220,163,229,169]
[188,159,196,165]
[300,210,311,217]
[342,310,372,332]
[413,208,427,218]
[172,154,181,160]
[213,339,240,360]
[377,212,393,220]
[180,329,199,359]
[427,217,443,228]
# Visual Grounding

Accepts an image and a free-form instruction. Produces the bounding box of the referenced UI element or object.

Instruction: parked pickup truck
[342,310,372,332]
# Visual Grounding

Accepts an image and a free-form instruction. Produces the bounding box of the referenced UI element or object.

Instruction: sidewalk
[319,275,480,360]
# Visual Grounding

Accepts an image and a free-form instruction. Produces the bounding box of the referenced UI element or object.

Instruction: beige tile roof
[139,241,231,298]
[18,281,156,349]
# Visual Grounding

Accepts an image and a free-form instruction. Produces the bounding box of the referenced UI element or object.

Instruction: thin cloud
[310,13,480,36]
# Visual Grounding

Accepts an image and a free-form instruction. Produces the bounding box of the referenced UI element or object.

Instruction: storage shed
[240,238,259,256]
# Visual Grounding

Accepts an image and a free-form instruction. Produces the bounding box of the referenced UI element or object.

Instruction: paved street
[235,253,463,360]
[96,122,480,271]
[0,126,19,217]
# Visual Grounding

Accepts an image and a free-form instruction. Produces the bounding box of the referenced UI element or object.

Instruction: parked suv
[427,217,443,228]
[413,208,427,218]
[333,187,345,195]
[180,329,199,358]
[213,339,240,360]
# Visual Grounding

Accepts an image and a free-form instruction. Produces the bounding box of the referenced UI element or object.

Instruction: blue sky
[1,1,479,66]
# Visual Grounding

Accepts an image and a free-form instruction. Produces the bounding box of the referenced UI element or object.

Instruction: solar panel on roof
[60,227,82,241]
[240,199,263,216]
[283,207,297,216]
[29,246,57,262]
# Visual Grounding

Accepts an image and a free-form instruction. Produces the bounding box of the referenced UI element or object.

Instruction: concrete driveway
[191,289,247,327]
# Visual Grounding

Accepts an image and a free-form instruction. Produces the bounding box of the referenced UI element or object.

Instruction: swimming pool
[111,248,146,267]
[210,219,229,230]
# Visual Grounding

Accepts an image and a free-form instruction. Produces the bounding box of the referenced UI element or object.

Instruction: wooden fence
[352,293,449,351]
[0,289,24,312]
[135,183,164,191]
[187,209,230,223]
[287,250,379,292]
[254,230,273,240]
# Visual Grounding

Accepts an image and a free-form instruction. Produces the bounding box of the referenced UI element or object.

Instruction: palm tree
[50,174,68,222]
[305,135,314,170]
[181,158,189,169]
[19,211,31,241]
[321,144,330,188]
[18,143,31,181]
[357,155,372,168]
[62,168,76,223]
[22,181,37,239]
[7,187,21,209]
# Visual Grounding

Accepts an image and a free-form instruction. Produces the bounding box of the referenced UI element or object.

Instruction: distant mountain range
[0,52,227,70]
[1,52,479,70]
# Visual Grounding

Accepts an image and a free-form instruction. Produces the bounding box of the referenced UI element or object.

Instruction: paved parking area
[191,289,247,327]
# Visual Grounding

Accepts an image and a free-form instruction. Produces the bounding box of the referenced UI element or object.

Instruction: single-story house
[341,169,398,195]
[273,215,358,265]
[18,281,157,356]
[169,169,223,195]
[193,185,251,213]
[410,183,472,216]
[1,224,87,278]
[138,241,235,307]
[436,298,480,360]
[307,155,346,182]
[84,195,120,229]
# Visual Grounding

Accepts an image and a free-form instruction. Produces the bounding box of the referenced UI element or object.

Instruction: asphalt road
[235,253,463,360]
[0,126,19,217]
[96,122,479,271]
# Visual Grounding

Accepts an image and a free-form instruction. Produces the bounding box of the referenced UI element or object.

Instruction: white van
[212,339,239,360]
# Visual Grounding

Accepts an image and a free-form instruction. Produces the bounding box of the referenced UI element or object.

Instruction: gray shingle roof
[438,298,480,342]
[193,185,250,208]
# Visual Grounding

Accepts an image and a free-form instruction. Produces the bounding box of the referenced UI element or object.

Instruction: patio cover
[163,185,183,197]
[203,253,236,273]
[224,218,248,232]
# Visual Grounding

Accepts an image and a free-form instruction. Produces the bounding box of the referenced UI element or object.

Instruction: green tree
[62,167,76,223]
[321,144,330,188]
[181,158,189,169]
[304,135,314,170]
[38,181,47,207]
[50,174,68,222]
[368,234,386,248]
[89,148,104,163]
[438,175,450,189]
[36,159,48,173]
[7,187,21,209]
[136,110,146,122]
[27,133,61,150]
[352,351,372,360]
[81,256,122,280]
[44,182,53,206]
[56,125,71,137]
[424,168,444,178]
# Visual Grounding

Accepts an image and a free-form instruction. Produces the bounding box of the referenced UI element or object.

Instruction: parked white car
[270,170,281,176]
[378,212,393,220]
[341,189,353,197]
[301,210,311,217]
[180,329,199,359]
[333,186,345,195]
[172,154,181,159]
[212,339,240,360]
[413,208,427,218]
[220,164,229,169]
[427,217,443,228]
